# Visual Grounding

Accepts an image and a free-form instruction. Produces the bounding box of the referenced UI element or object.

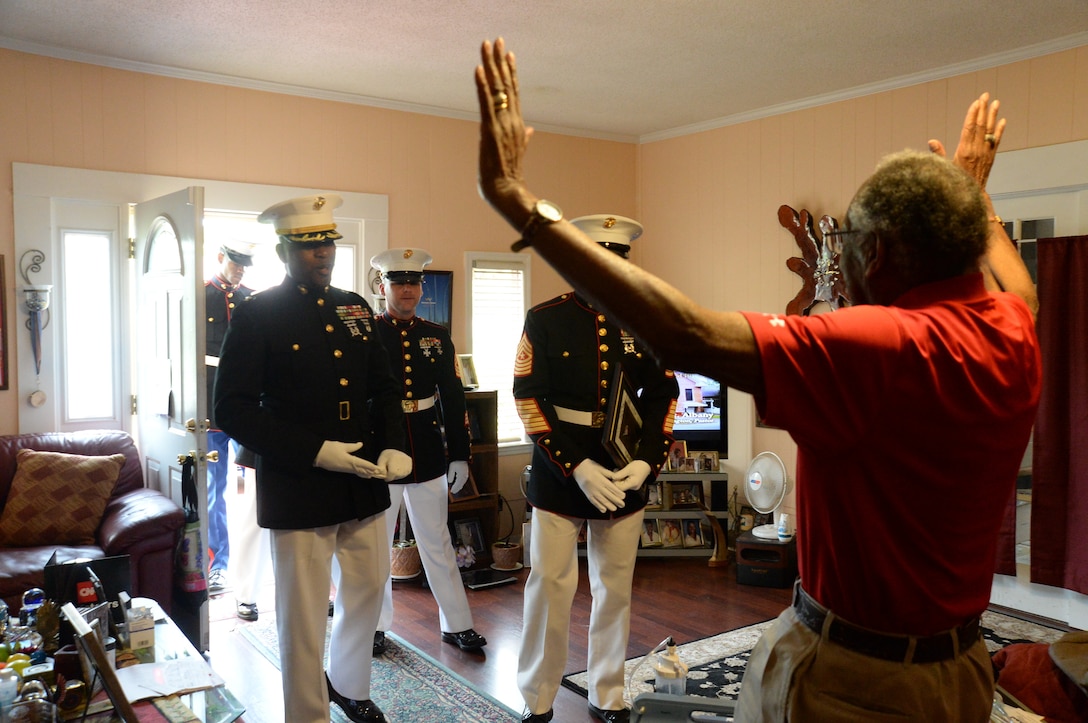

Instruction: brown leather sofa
[0,430,186,615]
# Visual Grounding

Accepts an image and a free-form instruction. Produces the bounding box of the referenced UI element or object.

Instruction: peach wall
[0,48,636,433]
[638,45,1088,480]
[1,44,1086,454]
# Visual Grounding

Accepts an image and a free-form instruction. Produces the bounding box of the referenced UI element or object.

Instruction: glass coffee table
[78,597,244,723]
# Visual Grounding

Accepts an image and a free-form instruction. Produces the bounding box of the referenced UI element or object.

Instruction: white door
[132,187,210,650]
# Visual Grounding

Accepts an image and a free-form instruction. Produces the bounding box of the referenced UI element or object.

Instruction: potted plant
[390,503,422,579]
[490,495,522,570]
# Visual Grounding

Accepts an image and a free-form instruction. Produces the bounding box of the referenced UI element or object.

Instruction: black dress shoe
[521,710,553,722]
[373,630,387,655]
[326,672,386,723]
[589,703,630,723]
[441,628,487,650]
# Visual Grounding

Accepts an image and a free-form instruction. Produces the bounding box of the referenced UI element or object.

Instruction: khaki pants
[736,606,994,722]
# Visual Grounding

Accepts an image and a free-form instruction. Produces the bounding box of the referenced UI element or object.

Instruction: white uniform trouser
[518,507,644,714]
[230,466,270,606]
[271,514,388,723]
[378,475,473,633]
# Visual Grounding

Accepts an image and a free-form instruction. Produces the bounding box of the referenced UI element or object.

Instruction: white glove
[448,460,471,494]
[378,448,413,481]
[613,460,652,492]
[314,441,385,479]
[573,458,626,513]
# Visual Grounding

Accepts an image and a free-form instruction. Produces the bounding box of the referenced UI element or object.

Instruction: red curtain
[1025,235,1088,594]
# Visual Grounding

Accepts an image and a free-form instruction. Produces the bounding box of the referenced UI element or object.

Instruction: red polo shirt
[743,273,1040,634]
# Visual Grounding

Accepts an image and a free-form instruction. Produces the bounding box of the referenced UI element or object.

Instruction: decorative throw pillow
[0,449,126,548]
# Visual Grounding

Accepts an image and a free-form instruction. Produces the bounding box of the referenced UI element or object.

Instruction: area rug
[239,613,518,722]
[561,609,1069,705]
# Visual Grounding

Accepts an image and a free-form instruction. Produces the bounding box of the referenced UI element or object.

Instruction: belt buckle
[591,411,605,428]
[401,400,418,413]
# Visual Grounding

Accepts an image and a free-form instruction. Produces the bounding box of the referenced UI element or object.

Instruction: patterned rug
[238,614,518,722]
[561,609,1068,705]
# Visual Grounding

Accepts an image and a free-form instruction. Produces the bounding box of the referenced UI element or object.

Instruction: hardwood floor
[205,556,793,722]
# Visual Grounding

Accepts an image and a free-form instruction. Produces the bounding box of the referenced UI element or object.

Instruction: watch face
[537,200,563,222]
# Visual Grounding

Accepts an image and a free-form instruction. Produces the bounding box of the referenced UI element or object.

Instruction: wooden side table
[735,531,797,589]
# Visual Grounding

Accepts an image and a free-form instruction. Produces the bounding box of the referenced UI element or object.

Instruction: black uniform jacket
[513,293,678,520]
[374,313,471,484]
[214,278,407,530]
[205,275,254,430]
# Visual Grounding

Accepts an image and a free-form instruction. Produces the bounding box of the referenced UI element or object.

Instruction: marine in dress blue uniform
[513,215,679,723]
[370,247,487,654]
[215,194,410,723]
[204,239,256,597]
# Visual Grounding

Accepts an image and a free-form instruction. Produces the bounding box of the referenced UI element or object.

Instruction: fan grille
[745,451,787,514]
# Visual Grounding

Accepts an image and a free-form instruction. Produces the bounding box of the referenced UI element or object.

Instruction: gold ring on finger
[494,90,509,111]
[984,133,996,146]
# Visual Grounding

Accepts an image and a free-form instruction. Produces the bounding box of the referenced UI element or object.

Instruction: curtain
[1027,235,1088,594]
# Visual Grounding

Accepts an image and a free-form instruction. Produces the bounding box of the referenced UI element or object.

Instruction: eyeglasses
[823,228,863,256]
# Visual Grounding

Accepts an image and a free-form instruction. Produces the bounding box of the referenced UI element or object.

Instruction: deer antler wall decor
[778,204,850,315]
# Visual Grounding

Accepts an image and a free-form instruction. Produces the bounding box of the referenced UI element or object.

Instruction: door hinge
[130,395,138,415]
[128,238,136,259]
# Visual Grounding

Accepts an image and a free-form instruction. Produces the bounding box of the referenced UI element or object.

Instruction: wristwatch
[511,199,563,252]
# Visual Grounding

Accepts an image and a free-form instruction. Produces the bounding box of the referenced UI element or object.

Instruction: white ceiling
[1,0,1087,142]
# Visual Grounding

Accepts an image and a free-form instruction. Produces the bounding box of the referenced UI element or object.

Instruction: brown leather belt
[792,582,980,664]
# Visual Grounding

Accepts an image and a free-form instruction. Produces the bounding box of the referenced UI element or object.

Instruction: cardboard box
[127,606,155,653]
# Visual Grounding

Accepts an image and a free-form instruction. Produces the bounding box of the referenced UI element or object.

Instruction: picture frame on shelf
[682,519,706,548]
[454,517,486,554]
[448,471,481,503]
[644,481,663,510]
[457,353,479,390]
[690,450,719,473]
[660,519,683,548]
[678,456,697,473]
[669,481,704,509]
[640,518,663,548]
[666,439,687,472]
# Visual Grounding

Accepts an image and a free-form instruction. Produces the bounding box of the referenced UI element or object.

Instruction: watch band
[511,200,562,252]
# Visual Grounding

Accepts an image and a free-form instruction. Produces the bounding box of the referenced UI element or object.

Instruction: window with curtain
[467,253,531,445]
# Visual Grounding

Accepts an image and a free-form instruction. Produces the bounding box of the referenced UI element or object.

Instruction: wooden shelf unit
[448,389,501,567]
[642,471,730,560]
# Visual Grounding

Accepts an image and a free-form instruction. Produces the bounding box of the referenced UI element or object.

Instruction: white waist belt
[554,405,605,428]
[401,395,437,413]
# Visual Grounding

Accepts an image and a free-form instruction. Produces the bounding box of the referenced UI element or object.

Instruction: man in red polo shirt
[475,38,1039,723]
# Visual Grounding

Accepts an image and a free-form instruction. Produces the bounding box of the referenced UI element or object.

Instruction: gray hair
[846,150,988,285]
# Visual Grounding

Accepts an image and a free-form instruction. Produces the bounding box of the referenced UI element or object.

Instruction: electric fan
[744,451,791,540]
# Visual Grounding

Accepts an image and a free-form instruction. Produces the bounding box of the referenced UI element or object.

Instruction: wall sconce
[19,250,52,393]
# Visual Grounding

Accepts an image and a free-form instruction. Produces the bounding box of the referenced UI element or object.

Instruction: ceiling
[2,1,1087,142]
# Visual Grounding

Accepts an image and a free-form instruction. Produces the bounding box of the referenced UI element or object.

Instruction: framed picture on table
[454,517,486,554]
[61,602,139,722]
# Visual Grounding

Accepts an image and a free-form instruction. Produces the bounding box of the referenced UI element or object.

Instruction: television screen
[671,372,726,456]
